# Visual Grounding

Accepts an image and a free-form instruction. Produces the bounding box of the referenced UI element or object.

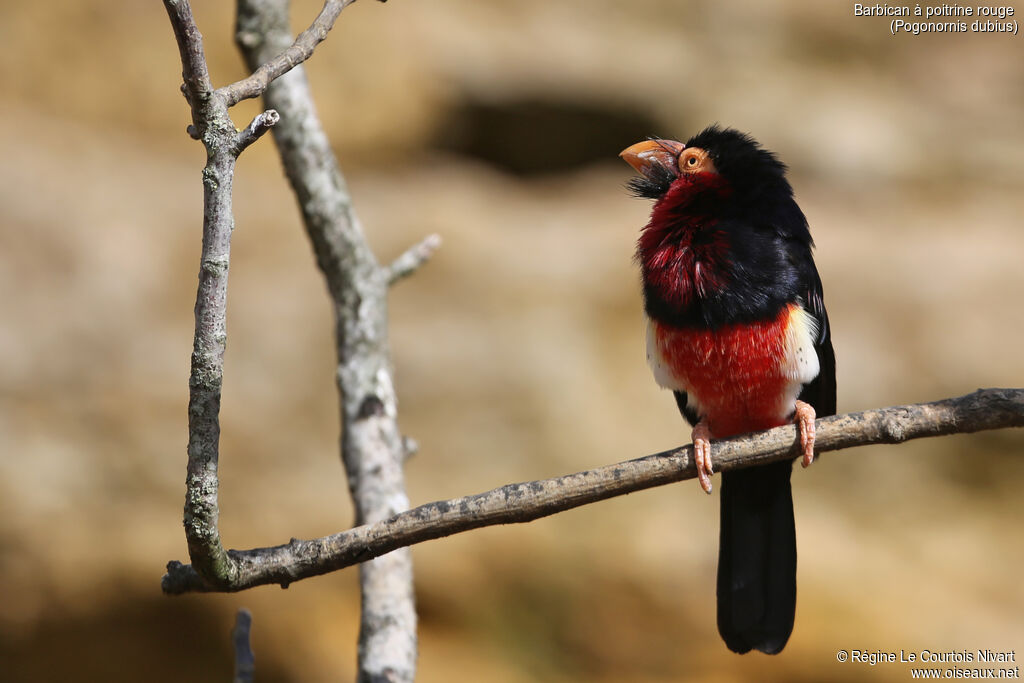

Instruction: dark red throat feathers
[637,172,734,307]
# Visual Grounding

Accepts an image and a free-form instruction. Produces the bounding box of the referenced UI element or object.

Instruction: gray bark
[235,1,417,680]
[233,609,255,683]
[163,388,1024,595]
[164,0,280,589]
[163,0,419,679]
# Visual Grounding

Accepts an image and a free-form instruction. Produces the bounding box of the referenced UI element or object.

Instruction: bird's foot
[691,420,714,494]
[794,400,817,468]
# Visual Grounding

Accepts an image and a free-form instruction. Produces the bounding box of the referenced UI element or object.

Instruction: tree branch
[163,0,295,591]
[165,1,417,678]
[233,609,255,683]
[163,0,250,589]
[233,109,280,155]
[163,0,214,106]
[162,387,1024,595]
[224,0,358,107]
[235,1,417,680]
[386,233,442,286]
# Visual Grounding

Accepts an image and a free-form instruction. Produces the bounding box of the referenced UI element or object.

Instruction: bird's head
[620,125,793,211]
[622,126,815,325]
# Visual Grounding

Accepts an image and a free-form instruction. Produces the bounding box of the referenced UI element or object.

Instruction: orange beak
[619,139,686,180]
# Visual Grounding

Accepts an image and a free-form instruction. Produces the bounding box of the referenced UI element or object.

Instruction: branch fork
[163,0,422,678]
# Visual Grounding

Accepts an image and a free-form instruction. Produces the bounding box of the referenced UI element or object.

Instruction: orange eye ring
[679,147,716,175]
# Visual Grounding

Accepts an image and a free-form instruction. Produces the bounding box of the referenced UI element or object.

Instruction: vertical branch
[167,0,421,673]
[184,126,240,586]
[165,0,281,589]
[164,0,245,588]
[233,608,256,683]
[163,0,214,129]
[235,1,419,680]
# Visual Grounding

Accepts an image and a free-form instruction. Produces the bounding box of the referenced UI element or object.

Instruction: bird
[619,126,836,655]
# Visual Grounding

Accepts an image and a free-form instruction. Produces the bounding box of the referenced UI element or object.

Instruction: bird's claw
[692,421,714,494]
[794,400,817,468]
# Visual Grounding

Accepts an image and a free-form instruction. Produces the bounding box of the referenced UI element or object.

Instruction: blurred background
[1,1,1022,681]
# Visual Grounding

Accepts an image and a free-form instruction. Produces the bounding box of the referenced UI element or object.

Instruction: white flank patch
[783,305,821,384]
[775,305,821,419]
[644,315,711,416]
[645,315,688,391]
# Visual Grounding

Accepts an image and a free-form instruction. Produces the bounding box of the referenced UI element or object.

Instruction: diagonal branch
[233,109,280,155]
[386,233,442,286]
[224,0,358,107]
[162,387,1024,595]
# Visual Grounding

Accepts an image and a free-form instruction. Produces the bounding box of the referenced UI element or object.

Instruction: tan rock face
[1,1,1022,680]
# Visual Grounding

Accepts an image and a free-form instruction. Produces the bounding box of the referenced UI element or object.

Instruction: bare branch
[162,0,214,105]
[232,609,255,683]
[222,0,358,107]
[162,388,1024,595]
[233,109,280,155]
[180,144,239,587]
[386,233,442,286]
[163,0,251,588]
[165,0,416,676]
[235,0,416,680]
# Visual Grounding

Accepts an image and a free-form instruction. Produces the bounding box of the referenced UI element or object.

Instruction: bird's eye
[679,148,717,175]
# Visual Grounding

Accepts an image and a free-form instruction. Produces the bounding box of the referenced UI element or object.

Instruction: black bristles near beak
[627,161,676,199]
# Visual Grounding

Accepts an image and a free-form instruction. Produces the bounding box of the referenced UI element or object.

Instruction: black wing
[672,390,700,427]
[796,255,836,417]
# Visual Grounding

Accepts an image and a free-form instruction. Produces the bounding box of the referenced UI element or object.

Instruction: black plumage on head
[685,125,794,206]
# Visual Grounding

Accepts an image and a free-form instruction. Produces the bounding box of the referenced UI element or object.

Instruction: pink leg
[691,419,714,494]
[794,400,817,468]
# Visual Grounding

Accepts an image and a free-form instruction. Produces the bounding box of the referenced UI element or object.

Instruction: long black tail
[717,460,796,654]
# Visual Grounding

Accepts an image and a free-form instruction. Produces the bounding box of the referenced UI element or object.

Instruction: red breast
[646,304,820,438]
